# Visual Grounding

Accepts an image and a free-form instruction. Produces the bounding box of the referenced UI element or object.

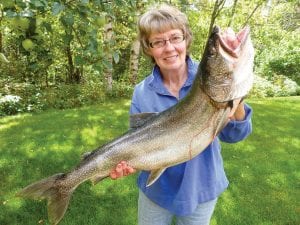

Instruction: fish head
[200,26,254,102]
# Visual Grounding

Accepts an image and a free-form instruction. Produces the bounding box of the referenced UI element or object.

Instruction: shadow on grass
[1,97,299,225]
[0,99,139,225]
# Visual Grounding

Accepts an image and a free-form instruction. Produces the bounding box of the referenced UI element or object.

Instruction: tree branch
[228,0,239,27]
[71,26,84,49]
[243,2,263,27]
[208,0,226,37]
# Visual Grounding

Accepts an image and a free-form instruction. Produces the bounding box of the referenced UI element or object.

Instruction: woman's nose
[164,40,176,50]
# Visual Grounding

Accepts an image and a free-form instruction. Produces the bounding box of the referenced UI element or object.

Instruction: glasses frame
[149,35,185,49]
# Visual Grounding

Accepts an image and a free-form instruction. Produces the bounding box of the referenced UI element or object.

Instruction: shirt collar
[148,56,198,96]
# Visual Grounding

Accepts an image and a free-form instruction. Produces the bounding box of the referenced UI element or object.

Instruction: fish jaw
[200,26,254,102]
[229,33,254,100]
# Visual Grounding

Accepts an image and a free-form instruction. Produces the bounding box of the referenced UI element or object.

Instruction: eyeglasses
[149,35,185,48]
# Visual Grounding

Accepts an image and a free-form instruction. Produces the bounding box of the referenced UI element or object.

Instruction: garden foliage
[0,0,299,116]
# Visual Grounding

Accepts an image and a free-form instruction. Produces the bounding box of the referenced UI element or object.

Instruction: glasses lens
[170,35,184,43]
[149,35,185,48]
[150,40,165,48]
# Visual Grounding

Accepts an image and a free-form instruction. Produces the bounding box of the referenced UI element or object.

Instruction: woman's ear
[144,47,152,56]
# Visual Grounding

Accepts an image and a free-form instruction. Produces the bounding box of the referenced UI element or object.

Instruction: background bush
[0,0,299,117]
[0,81,109,116]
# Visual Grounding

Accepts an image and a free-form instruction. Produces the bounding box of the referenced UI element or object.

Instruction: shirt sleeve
[218,103,253,143]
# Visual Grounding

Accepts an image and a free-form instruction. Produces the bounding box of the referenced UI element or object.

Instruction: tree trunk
[0,10,3,52]
[103,19,113,92]
[0,29,2,53]
[261,0,272,18]
[65,39,81,84]
[129,39,140,85]
[66,44,75,83]
[128,0,143,85]
[45,72,48,87]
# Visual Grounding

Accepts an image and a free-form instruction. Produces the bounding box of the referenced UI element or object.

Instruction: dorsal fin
[81,151,92,160]
[130,112,158,129]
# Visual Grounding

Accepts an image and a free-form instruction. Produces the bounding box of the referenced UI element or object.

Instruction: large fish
[17,26,254,225]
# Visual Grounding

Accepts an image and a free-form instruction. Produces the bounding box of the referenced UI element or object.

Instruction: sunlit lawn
[212,96,300,225]
[0,97,299,225]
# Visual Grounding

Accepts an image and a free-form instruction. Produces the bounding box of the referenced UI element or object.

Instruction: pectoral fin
[146,168,166,187]
[130,112,158,129]
[90,175,106,185]
[214,108,230,137]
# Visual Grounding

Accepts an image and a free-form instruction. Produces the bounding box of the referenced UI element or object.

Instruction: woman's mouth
[164,55,178,62]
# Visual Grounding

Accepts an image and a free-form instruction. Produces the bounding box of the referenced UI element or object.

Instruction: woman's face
[147,29,187,73]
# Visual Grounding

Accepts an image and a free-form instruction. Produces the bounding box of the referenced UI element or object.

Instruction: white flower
[0,95,21,103]
[27,104,33,111]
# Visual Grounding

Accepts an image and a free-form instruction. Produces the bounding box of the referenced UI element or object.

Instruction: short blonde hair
[138,4,193,56]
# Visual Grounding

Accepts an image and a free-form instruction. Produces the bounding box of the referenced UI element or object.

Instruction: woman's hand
[109,161,136,179]
[228,98,245,121]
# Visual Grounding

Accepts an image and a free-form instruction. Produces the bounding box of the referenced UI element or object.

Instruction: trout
[17,26,254,225]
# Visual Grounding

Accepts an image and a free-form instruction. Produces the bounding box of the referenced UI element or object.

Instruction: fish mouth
[217,26,250,58]
[202,26,254,102]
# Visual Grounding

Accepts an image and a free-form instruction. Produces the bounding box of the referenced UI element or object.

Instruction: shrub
[33,82,107,110]
[250,75,278,98]
[0,79,108,116]
[0,95,23,116]
[250,75,300,98]
[272,75,300,96]
[108,80,134,98]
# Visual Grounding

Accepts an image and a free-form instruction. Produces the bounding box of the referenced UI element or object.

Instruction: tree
[0,7,3,53]
[129,39,140,85]
[103,15,114,92]
[0,0,299,112]
[128,0,144,85]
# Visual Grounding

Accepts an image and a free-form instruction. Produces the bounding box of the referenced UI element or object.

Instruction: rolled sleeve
[218,103,253,143]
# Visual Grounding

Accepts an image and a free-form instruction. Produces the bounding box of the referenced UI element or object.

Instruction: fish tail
[17,173,73,225]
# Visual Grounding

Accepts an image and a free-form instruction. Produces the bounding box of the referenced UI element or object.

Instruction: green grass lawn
[0,97,299,225]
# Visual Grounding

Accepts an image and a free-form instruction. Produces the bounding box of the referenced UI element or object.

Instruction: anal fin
[90,175,106,185]
[146,168,166,187]
[214,108,230,137]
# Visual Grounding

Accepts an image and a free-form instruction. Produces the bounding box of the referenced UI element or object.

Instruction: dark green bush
[0,95,24,116]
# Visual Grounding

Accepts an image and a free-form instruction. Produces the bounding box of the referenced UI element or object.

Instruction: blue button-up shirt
[130,57,253,216]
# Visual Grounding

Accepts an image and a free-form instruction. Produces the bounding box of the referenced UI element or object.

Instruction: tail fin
[17,173,73,225]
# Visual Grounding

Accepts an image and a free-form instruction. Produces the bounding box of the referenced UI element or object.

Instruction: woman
[110,4,252,225]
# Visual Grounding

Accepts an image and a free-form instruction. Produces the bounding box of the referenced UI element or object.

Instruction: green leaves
[30,0,48,8]
[42,21,53,32]
[113,52,120,64]
[75,55,85,66]
[52,2,65,15]
[61,13,74,27]
[10,17,30,31]
[1,0,298,95]
[62,34,74,44]
[81,0,89,4]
